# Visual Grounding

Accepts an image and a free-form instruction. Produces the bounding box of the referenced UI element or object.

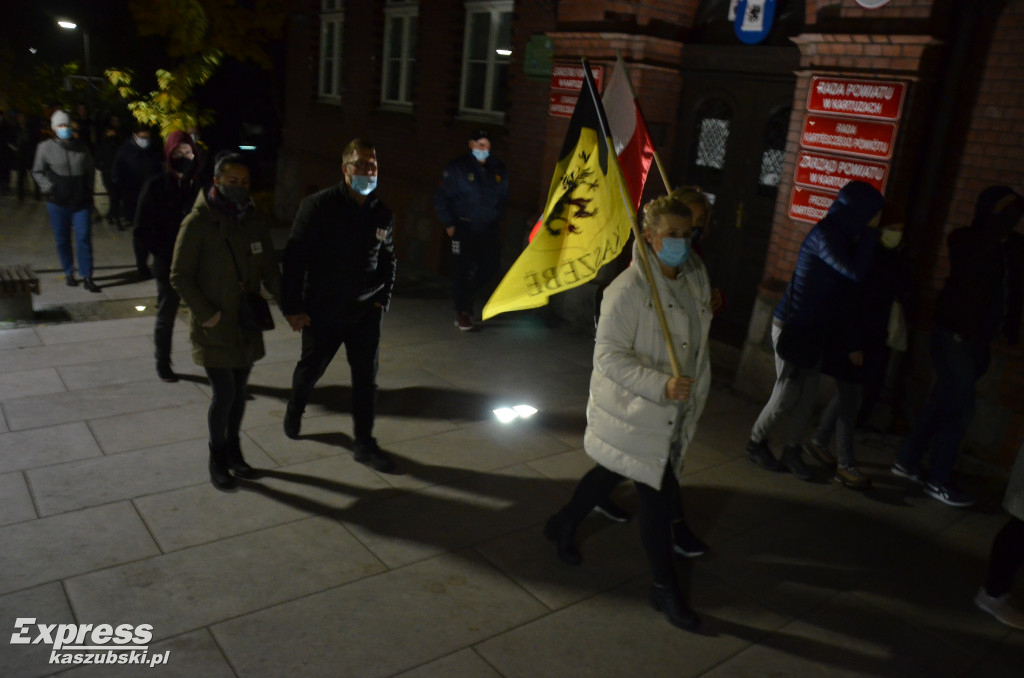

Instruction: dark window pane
[408,16,418,56]
[386,60,401,100]
[493,63,509,111]
[468,12,490,60]
[465,63,487,109]
[496,11,512,51]
[387,17,403,57]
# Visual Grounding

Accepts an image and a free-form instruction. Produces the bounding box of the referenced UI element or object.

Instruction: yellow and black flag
[481,61,635,321]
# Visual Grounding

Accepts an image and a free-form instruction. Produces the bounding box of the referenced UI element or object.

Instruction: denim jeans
[46,202,93,278]
[897,328,989,487]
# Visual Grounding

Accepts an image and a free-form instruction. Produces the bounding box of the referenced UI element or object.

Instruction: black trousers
[151,256,180,365]
[451,228,500,315]
[985,516,1024,597]
[562,463,682,585]
[289,310,382,443]
[204,367,251,449]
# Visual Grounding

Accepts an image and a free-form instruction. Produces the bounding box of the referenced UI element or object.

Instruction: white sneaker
[974,587,1024,630]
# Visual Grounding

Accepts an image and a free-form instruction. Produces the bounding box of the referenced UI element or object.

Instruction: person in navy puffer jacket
[746,180,884,480]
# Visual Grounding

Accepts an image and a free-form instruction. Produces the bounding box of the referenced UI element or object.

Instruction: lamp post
[57,20,91,80]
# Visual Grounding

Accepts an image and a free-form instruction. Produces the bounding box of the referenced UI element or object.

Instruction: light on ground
[496,49,512,56]
[58,21,77,29]
[239,145,257,151]
[134,306,146,312]
[493,404,539,423]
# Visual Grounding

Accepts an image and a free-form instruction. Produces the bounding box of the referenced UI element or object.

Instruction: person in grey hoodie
[32,110,100,292]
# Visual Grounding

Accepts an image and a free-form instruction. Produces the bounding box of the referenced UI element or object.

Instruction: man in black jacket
[281,138,397,472]
[135,130,203,382]
[433,129,508,331]
[113,123,162,277]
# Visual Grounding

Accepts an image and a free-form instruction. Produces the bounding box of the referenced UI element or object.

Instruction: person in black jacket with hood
[281,138,397,472]
[895,186,1024,507]
[135,130,203,382]
[746,180,884,480]
[113,123,163,277]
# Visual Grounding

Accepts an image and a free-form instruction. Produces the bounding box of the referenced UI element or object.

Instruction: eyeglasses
[345,161,378,173]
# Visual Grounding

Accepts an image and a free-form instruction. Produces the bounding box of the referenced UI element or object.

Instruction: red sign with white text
[789,186,839,224]
[549,92,578,118]
[794,151,889,193]
[807,77,906,121]
[801,115,897,160]
[549,63,604,93]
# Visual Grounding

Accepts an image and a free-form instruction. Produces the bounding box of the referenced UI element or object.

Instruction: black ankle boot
[208,442,237,491]
[650,582,700,631]
[225,436,257,479]
[543,511,582,565]
[283,402,302,439]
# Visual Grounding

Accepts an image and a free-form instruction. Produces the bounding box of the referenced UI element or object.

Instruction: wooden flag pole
[589,57,682,378]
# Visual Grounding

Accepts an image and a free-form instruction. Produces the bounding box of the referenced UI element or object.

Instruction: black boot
[283,402,302,439]
[225,436,258,479]
[650,582,700,631]
[208,442,237,491]
[543,510,582,565]
[156,361,179,383]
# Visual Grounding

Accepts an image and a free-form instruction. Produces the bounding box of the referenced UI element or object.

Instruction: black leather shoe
[157,362,179,383]
[353,438,395,473]
[225,436,258,479]
[208,442,237,491]
[593,498,631,523]
[781,444,814,481]
[543,511,582,565]
[82,278,101,293]
[65,275,78,287]
[746,439,783,471]
[672,521,709,558]
[283,403,302,439]
[650,582,700,631]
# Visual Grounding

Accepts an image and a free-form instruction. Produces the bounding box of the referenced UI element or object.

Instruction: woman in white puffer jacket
[545,192,713,631]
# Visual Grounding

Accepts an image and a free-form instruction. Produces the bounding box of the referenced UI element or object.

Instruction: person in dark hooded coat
[746,180,884,480]
[894,186,1024,507]
[135,130,204,382]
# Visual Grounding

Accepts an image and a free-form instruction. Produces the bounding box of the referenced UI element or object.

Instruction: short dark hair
[213,152,249,178]
[342,138,375,165]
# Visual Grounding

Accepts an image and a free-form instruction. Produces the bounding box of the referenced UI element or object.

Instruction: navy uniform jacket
[433,152,508,233]
[281,182,396,322]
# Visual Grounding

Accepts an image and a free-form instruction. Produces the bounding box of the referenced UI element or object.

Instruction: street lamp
[57,19,91,80]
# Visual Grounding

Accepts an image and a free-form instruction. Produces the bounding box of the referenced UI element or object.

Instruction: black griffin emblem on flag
[545,149,601,237]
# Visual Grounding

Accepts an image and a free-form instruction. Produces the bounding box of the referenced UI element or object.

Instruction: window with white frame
[382,1,418,109]
[459,0,512,119]
[319,0,344,100]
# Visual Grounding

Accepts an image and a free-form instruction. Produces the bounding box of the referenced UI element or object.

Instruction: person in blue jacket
[433,130,508,331]
[746,180,884,480]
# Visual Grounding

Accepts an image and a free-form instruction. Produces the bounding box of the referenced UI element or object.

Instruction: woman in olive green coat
[170,153,282,490]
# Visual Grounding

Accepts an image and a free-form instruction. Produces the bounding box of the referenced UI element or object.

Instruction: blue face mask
[350,175,377,195]
[56,127,73,140]
[472,149,489,162]
[657,237,691,268]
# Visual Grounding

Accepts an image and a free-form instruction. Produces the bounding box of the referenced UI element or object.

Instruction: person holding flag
[545,191,713,632]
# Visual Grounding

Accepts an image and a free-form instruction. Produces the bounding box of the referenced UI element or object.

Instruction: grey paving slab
[0,502,159,594]
[27,437,273,516]
[3,379,207,431]
[525,447,596,482]
[36,316,156,345]
[340,463,569,568]
[699,592,975,678]
[57,356,169,391]
[475,573,788,678]
[0,367,66,401]
[40,629,236,678]
[0,422,102,473]
[0,327,42,349]
[87,402,210,454]
[393,649,502,678]
[964,630,1024,678]
[65,516,385,642]
[135,454,392,552]
[211,550,548,678]
[475,514,646,611]
[0,583,77,678]
[0,471,36,526]
[0,335,154,373]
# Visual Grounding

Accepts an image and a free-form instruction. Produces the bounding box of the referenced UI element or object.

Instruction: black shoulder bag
[225,238,275,332]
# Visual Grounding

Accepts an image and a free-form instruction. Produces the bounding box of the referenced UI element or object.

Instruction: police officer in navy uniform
[433,130,508,331]
[281,138,397,472]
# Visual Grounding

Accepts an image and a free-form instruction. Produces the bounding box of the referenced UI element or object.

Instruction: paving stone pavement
[1,192,1022,677]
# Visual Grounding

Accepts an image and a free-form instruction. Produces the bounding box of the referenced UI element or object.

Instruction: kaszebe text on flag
[481,63,635,321]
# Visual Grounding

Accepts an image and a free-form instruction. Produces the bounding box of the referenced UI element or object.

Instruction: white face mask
[136,136,150,149]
